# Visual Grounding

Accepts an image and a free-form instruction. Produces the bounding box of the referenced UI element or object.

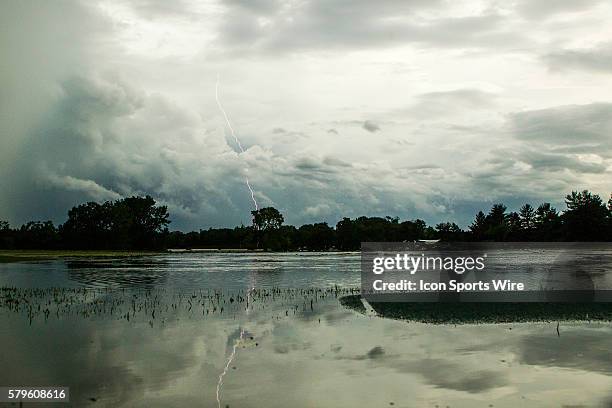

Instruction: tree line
[0,196,170,250]
[0,190,610,251]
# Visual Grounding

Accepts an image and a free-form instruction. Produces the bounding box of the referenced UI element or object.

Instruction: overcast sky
[1,0,612,230]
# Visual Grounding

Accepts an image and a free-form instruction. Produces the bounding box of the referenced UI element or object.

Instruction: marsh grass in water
[4,284,611,326]
[0,286,360,325]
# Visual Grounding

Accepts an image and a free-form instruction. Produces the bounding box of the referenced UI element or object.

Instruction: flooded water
[0,252,360,290]
[1,252,611,407]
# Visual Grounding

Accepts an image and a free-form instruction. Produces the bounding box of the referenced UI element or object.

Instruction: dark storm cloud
[545,43,612,74]
[218,0,521,53]
[3,74,250,229]
[0,0,110,181]
[1,68,458,230]
[5,66,429,230]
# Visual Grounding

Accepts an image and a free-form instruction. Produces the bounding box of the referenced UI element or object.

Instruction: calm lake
[1,252,611,407]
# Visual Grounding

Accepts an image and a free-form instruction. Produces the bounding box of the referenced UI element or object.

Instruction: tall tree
[60,201,112,248]
[251,207,284,232]
[485,204,509,241]
[335,217,358,250]
[111,196,170,248]
[519,204,536,230]
[469,211,487,240]
[535,203,558,225]
[563,190,608,240]
[487,204,507,226]
[506,211,522,239]
[606,194,612,241]
[251,207,285,249]
[534,203,561,240]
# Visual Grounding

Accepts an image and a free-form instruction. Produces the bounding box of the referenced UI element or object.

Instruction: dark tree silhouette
[535,203,558,225]
[487,204,507,224]
[485,204,509,241]
[506,212,522,239]
[399,219,427,242]
[1,189,610,250]
[60,202,112,249]
[298,223,335,250]
[469,211,487,240]
[335,217,358,250]
[519,204,535,231]
[0,220,11,249]
[534,203,561,240]
[251,207,284,231]
[609,195,612,240]
[17,221,59,249]
[111,196,170,249]
[251,207,285,249]
[60,196,169,249]
[435,222,463,241]
[563,190,608,241]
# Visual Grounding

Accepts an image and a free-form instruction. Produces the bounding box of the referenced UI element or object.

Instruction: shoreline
[0,250,163,263]
[0,249,359,263]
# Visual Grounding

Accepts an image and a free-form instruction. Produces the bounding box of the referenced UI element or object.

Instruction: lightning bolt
[216,327,245,408]
[215,287,254,408]
[215,74,259,211]
[214,75,259,407]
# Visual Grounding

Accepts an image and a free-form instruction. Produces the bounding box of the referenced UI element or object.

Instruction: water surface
[1,252,611,407]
